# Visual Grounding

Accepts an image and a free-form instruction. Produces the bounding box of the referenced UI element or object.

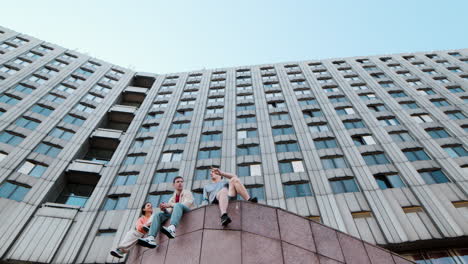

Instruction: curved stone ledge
[126,201,414,264]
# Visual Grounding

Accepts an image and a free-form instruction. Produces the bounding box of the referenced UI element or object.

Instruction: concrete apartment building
[0,25,467,263]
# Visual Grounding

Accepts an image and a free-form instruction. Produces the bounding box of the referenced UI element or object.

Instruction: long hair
[140,202,151,216]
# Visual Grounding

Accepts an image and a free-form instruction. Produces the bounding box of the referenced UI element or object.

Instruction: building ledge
[126,201,415,264]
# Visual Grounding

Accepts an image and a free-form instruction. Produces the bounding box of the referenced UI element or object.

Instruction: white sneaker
[161,226,176,239]
[137,237,159,248]
[110,248,124,258]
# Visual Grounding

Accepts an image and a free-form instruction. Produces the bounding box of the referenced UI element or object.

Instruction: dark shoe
[137,237,158,249]
[110,249,124,258]
[248,197,258,203]
[142,226,150,232]
[160,226,176,239]
[221,213,232,226]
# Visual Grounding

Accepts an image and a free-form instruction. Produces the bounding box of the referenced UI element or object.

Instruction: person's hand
[211,167,221,176]
[159,203,167,210]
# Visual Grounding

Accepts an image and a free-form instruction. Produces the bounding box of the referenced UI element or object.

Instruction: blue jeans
[148,203,190,237]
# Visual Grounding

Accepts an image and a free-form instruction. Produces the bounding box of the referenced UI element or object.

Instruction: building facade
[0,25,467,263]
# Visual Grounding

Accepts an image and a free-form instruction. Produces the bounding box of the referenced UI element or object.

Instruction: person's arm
[218,169,237,179]
[202,187,209,206]
[182,191,195,208]
[165,195,175,213]
[135,217,145,233]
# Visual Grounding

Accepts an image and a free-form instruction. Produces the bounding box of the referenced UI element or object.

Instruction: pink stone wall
[126,201,414,264]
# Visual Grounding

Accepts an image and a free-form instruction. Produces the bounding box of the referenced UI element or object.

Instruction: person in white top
[138,176,195,248]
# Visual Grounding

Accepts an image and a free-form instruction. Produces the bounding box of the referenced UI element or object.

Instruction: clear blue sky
[2,0,467,74]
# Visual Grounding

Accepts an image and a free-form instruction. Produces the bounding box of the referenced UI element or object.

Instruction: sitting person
[202,168,257,226]
[138,176,195,248]
[110,202,153,258]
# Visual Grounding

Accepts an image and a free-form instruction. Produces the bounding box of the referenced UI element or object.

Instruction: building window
[446,111,466,120]
[321,156,348,169]
[17,161,48,177]
[374,173,406,189]
[400,101,419,109]
[206,107,223,114]
[236,104,255,111]
[268,101,286,109]
[303,109,323,118]
[124,154,147,165]
[0,181,30,201]
[33,143,62,157]
[379,117,400,126]
[13,84,34,94]
[49,127,75,141]
[299,99,317,106]
[284,182,313,198]
[279,160,305,173]
[403,149,431,161]
[171,122,190,130]
[359,93,377,101]
[329,96,348,103]
[447,86,464,93]
[368,104,387,112]
[15,117,40,130]
[31,104,54,116]
[93,84,111,93]
[161,152,183,162]
[314,138,338,149]
[114,173,138,186]
[166,135,186,145]
[198,149,221,159]
[85,93,103,103]
[236,129,257,140]
[431,99,450,107]
[237,116,257,124]
[103,195,130,210]
[204,119,223,127]
[0,131,25,146]
[389,131,413,142]
[344,120,366,129]
[201,132,222,142]
[153,170,179,184]
[55,84,75,94]
[237,164,262,177]
[329,178,359,193]
[412,114,433,123]
[417,88,436,95]
[63,114,85,126]
[443,145,468,158]
[132,137,153,148]
[352,135,376,146]
[272,126,294,136]
[0,94,21,105]
[336,107,355,115]
[74,103,94,113]
[44,93,65,103]
[139,123,159,133]
[362,152,390,165]
[419,170,450,184]
[270,113,290,121]
[237,145,260,156]
[275,142,299,153]
[309,123,329,132]
[390,91,407,98]
[426,128,450,139]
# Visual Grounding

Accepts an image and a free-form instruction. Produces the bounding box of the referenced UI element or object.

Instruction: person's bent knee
[173,203,183,209]
[230,177,240,184]
[157,211,166,218]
